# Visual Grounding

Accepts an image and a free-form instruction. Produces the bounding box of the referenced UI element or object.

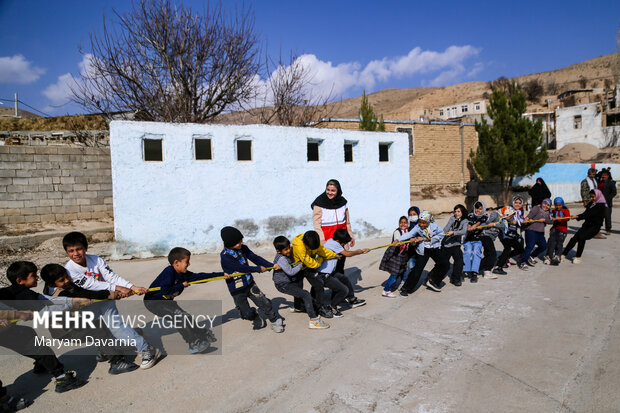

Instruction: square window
[194,138,212,160]
[144,138,163,161]
[237,140,252,161]
[461,105,468,113]
[379,143,391,162]
[439,109,444,116]
[574,115,582,129]
[307,140,320,162]
[344,143,353,162]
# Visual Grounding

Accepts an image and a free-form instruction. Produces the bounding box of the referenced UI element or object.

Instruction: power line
[0,96,53,117]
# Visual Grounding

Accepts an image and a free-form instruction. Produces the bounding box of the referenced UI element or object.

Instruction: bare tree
[71,0,260,123]
[253,52,334,126]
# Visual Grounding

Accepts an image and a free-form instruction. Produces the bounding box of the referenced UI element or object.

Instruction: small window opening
[307,140,320,162]
[195,138,212,160]
[144,139,163,161]
[379,143,391,162]
[237,140,252,161]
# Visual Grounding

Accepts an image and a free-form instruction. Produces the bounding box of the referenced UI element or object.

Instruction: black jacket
[578,203,606,230]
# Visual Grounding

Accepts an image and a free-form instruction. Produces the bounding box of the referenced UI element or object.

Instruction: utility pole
[14,93,18,118]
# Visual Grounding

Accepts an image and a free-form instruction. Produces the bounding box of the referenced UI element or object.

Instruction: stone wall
[0,145,113,225]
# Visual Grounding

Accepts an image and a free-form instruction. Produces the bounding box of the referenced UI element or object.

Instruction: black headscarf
[311,179,348,210]
[528,177,551,207]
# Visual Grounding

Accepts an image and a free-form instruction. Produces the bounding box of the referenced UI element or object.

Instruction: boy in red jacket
[546,197,570,265]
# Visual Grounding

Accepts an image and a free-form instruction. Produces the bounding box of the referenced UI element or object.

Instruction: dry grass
[0,114,107,131]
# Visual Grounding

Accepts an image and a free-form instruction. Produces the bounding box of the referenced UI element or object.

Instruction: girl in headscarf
[528,177,551,208]
[520,198,553,270]
[560,189,607,264]
[545,197,571,265]
[462,201,488,283]
[441,204,469,286]
[380,216,411,298]
[494,206,523,274]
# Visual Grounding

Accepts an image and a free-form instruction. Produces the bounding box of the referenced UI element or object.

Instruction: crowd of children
[0,177,612,411]
[377,184,609,298]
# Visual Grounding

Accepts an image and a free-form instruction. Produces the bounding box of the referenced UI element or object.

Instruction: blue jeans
[402,257,416,283]
[523,230,547,262]
[463,241,482,273]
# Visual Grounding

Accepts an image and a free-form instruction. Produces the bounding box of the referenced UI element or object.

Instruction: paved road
[1,217,619,412]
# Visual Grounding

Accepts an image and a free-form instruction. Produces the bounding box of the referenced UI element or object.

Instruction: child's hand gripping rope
[145,268,276,292]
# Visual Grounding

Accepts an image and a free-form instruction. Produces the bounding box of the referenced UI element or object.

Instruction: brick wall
[314,120,478,189]
[0,145,113,225]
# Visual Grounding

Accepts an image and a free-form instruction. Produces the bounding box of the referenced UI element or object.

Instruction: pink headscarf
[590,189,608,208]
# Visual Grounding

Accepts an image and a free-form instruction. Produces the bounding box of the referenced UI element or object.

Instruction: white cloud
[0,55,45,84]
[42,54,95,106]
[262,45,482,101]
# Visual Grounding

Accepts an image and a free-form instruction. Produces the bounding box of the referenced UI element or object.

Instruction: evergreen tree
[359,91,380,131]
[470,86,548,204]
[377,114,386,131]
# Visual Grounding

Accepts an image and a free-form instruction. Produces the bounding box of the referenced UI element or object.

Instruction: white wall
[555,103,620,148]
[109,121,410,257]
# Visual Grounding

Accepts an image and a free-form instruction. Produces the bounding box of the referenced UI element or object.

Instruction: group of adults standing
[579,167,616,237]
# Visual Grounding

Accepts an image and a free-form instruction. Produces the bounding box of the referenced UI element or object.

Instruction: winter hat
[500,206,515,218]
[419,210,433,223]
[221,226,243,248]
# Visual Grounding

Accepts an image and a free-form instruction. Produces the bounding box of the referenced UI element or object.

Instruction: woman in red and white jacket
[311,179,354,246]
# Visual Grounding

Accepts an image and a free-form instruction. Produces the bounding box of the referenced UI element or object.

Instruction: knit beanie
[221,226,243,248]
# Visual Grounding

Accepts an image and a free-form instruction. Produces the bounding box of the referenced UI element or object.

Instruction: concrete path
[1,216,619,412]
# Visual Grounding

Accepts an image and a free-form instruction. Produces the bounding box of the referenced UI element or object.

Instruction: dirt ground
[0,213,619,412]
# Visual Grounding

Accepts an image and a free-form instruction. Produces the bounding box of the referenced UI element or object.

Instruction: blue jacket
[220,245,272,294]
[398,222,444,255]
[144,265,223,300]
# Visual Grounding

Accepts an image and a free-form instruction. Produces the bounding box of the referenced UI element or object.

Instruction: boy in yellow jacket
[291,231,339,318]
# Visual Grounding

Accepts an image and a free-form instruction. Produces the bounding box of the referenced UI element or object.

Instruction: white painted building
[555,102,620,149]
[109,121,410,257]
[436,100,487,120]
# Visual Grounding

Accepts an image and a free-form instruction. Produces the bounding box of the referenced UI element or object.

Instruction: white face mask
[409,216,418,223]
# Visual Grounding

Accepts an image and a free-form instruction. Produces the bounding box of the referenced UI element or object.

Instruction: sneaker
[492,267,507,275]
[331,307,344,318]
[573,257,582,264]
[543,256,551,265]
[188,339,210,354]
[425,280,441,292]
[319,306,334,319]
[270,318,284,333]
[470,273,478,283]
[502,261,510,268]
[527,257,537,266]
[289,307,306,313]
[450,278,462,287]
[346,297,367,308]
[519,262,529,271]
[550,257,561,266]
[309,317,330,329]
[399,290,409,297]
[483,271,498,279]
[382,290,397,298]
[0,396,33,411]
[108,357,139,375]
[139,345,161,369]
[55,371,87,393]
[606,230,612,235]
[252,315,265,330]
[594,233,606,239]
[560,255,566,264]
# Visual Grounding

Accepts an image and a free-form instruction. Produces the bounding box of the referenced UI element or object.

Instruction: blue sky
[1,0,619,116]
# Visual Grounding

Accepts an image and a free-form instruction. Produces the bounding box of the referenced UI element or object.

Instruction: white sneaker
[560,255,566,264]
[309,317,329,329]
[543,256,551,265]
[382,290,397,298]
[572,257,582,264]
[483,271,498,279]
